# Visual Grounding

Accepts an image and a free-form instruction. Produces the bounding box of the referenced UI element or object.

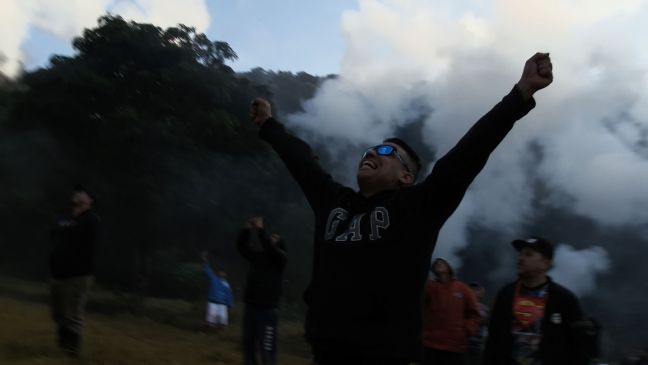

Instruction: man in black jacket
[49,184,100,357]
[238,216,287,365]
[250,53,553,364]
[482,236,588,365]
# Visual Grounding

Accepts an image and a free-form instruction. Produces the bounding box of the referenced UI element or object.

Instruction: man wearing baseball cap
[49,184,100,358]
[482,236,589,365]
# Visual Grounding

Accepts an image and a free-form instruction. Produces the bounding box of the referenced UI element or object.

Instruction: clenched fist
[516,52,553,101]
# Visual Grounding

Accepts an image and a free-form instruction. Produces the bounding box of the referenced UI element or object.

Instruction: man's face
[517,247,550,278]
[357,142,413,193]
[433,260,449,275]
[71,191,92,207]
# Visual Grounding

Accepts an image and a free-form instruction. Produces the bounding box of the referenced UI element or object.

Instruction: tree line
[0,15,325,303]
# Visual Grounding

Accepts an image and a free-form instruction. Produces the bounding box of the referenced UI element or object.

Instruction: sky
[3,0,648,298]
[0,0,357,76]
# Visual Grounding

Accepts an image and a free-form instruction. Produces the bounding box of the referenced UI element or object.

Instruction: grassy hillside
[0,276,311,364]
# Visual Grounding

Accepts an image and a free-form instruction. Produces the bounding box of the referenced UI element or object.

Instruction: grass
[0,276,311,364]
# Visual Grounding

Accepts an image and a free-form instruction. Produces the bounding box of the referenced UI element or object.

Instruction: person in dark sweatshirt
[249,52,553,364]
[482,236,590,365]
[238,216,287,365]
[49,184,100,358]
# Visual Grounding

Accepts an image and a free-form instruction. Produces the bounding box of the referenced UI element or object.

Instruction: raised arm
[419,53,552,222]
[202,251,218,279]
[258,230,287,266]
[251,98,344,212]
[249,216,287,266]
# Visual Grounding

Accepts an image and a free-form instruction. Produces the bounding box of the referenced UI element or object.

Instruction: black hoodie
[49,209,100,279]
[259,85,535,361]
[238,227,287,308]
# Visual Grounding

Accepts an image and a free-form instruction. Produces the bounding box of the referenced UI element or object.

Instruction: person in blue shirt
[202,251,234,330]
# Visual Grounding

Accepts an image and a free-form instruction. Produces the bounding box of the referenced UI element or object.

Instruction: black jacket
[238,228,287,308]
[483,278,587,365]
[259,86,535,361]
[49,209,100,279]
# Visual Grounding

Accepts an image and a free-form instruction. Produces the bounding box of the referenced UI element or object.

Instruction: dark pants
[423,348,464,365]
[50,276,93,357]
[243,305,278,365]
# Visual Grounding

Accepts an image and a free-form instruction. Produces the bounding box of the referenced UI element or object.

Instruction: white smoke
[286,0,648,286]
[0,0,210,76]
[550,245,611,297]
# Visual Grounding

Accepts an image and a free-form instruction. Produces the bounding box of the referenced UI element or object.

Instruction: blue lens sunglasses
[362,144,411,172]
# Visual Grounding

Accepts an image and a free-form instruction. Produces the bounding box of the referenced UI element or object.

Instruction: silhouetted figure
[202,251,233,330]
[49,184,100,358]
[238,217,287,365]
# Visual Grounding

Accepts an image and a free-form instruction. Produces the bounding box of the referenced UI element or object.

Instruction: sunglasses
[362,144,411,172]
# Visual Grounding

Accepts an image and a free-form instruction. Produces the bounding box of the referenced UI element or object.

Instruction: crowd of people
[46,52,612,364]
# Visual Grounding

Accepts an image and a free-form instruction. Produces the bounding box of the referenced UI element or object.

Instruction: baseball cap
[512,236,554,260]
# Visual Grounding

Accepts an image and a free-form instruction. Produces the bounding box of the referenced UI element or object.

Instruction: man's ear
[398,171,415,186]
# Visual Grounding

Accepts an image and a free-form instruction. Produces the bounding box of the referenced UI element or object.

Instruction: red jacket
[423,278,481,352]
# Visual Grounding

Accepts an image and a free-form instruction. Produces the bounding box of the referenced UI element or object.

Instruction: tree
[1,15,319,300]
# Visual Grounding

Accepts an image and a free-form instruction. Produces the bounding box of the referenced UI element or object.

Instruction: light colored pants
[50,276,93,337]
[206,302,229,326]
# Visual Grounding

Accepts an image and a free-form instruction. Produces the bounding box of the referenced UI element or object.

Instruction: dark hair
[383,137,422,177]
[468,281,483,290]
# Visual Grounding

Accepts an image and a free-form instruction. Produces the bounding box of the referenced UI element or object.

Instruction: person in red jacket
[423,258,481,365]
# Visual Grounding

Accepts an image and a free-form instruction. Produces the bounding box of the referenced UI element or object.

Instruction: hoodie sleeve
[203,263,218,280]
[259,118,344,213]
[258,228,287,266]
[418,85,535,223]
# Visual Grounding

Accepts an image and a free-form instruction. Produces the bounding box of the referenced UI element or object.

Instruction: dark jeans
[423,348,464,365]
[243,305,279,365]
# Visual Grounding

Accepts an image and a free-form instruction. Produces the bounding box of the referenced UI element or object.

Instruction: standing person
[249,52,553,364]
[423,258,481,365]
[466,282,490,365]
[49,184,100,358]
[238,217,287,365]
[482,236,588,365]
[202,251,233,330]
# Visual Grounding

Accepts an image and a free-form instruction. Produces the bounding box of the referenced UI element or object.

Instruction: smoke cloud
[0,0,210,76]
[550,244,611,297]
[285,0,648,290]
